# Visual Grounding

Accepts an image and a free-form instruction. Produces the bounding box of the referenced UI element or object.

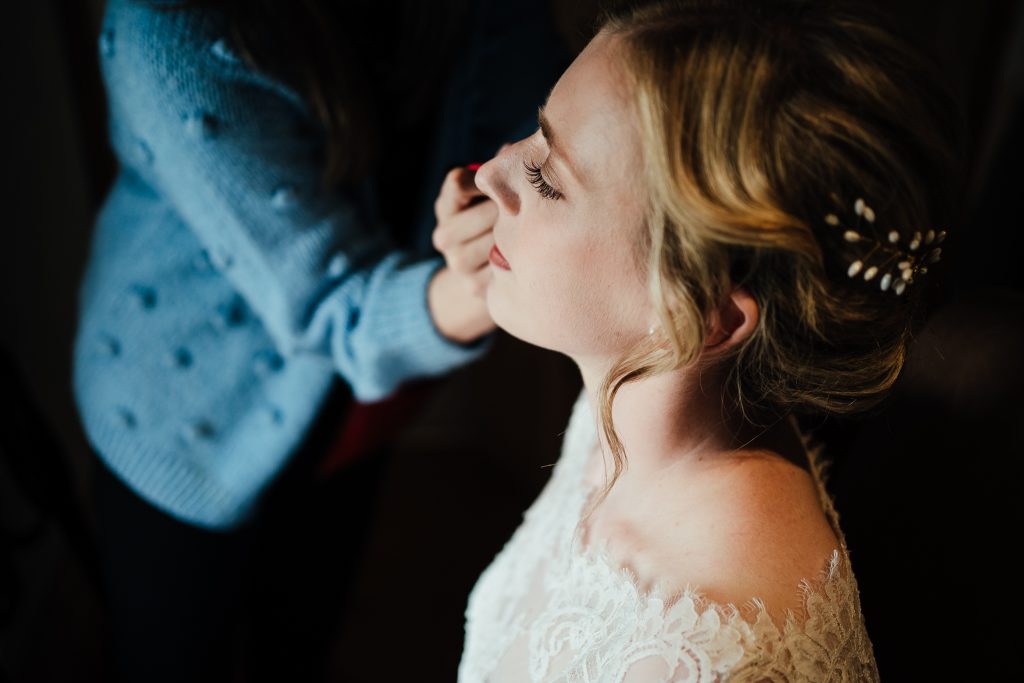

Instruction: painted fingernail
[466,163,482,171]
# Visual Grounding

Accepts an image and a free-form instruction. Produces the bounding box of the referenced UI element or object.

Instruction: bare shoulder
[612,454,843,628]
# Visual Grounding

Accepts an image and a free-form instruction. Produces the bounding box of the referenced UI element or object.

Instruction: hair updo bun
[592,0,963,495]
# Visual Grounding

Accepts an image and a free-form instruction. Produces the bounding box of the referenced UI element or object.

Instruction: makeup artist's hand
[432,166,497,296]
[427,165,498,344]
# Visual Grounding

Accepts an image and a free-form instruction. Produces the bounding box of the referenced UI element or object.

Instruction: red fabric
[316,379,439,480]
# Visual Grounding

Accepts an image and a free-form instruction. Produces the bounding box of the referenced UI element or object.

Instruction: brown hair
[590,0,964,503]
[159,0,471,186]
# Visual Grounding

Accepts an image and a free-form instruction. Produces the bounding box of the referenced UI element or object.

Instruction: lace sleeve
[610,548,880,683]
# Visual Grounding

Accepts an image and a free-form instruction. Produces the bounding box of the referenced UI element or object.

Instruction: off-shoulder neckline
[563,389,857,636]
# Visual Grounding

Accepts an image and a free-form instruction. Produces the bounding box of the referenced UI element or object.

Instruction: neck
[575,356,794,481]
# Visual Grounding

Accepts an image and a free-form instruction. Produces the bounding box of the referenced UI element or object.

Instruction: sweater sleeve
[101,0,491,402]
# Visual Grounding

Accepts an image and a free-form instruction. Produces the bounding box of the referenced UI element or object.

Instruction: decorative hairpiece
[823,196,944,296]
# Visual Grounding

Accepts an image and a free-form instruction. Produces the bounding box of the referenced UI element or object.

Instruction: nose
[474,143,521,216]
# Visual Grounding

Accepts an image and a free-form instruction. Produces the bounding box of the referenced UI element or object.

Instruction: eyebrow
[537,105,579,183]
[538,106,557,150]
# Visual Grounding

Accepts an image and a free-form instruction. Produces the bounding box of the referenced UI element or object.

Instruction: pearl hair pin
[824,197,944,296]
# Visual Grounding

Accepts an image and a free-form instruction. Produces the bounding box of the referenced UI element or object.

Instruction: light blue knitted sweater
[73,0,567,529]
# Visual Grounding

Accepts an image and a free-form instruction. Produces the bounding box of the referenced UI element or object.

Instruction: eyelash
[523,159,564,201]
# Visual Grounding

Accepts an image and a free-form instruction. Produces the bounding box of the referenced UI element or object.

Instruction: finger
[469,263,493,298]
[434,167,486,222]
[444,200,497,251]
[448,228,496,275]
[433,198,494,252]
[434,199,497,251]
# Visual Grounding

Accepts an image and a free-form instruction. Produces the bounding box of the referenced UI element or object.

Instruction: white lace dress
[458,390,880,682]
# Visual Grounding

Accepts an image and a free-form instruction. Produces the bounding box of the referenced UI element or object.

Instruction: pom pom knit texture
[73,0,541,528]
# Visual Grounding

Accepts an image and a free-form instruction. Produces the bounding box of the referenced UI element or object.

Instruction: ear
[705,286,758,352]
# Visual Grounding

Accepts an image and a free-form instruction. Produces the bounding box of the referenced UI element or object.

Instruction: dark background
[2,0,1023,680]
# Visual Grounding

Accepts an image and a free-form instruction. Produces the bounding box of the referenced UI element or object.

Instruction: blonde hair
[588,0,963,507]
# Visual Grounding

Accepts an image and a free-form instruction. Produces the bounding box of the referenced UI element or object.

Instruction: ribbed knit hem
[87,420,253,531]
[75,340,339,530]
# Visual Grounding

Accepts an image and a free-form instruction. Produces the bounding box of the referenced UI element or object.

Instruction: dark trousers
[91,384,390,683]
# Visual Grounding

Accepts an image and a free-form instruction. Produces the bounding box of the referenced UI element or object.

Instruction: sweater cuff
[354,256,494,402]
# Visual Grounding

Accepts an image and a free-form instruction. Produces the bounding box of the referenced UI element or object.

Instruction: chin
[484,282,516,338]
[485,285,571,355]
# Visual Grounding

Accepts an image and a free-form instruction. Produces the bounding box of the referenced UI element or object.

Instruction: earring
[648,325,656,335]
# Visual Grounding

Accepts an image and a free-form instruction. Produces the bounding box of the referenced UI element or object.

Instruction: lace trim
[532,536,856,681]
[570,533,849,635]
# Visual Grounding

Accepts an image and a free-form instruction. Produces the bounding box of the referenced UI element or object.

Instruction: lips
[489,243,511,271]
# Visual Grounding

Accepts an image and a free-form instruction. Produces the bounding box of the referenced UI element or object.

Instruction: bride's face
[474,31,652,358]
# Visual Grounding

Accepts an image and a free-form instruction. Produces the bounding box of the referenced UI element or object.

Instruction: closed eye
[523,159,564,200]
